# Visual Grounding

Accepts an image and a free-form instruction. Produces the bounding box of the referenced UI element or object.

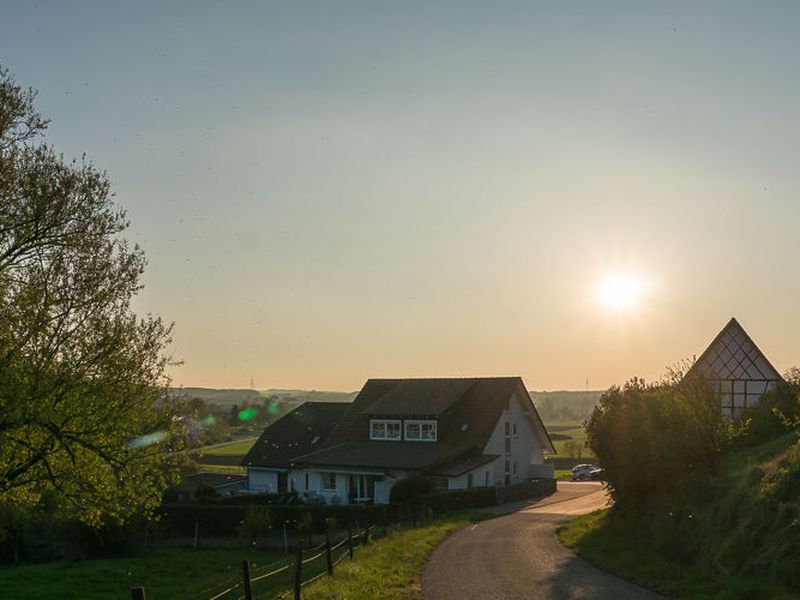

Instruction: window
[370,419,401,440]
[467,473,473,489]
[485,470,490,486]
[513,461,518,476]
[504,422,510,436]
[504,436,511,454]
[321,472,336,491]
[304,473,309,490]
[504,460,511,485]
[512,423,518,438]
[404,420,437,442]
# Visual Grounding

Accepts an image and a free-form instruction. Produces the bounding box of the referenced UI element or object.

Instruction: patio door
[348,475,376,504]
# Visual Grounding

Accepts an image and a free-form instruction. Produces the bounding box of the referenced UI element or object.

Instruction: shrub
[239,506,274,543]
[733,382,800,448]
[586,374,723,510]
[424,487,497,513]
[389,475,433,504]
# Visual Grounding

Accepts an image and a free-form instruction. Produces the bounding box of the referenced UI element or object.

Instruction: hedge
[160,503,385,537]
[423,487,497,513]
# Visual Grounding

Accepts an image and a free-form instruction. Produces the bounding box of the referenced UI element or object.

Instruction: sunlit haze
[3,2,800,391]
[599,273,649,312]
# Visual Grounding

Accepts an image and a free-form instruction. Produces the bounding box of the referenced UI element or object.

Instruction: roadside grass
[558,510,793,599]
[302,511,488,600]
[558,433,800,599]
[0,545,285,600]
[554,469,574,480]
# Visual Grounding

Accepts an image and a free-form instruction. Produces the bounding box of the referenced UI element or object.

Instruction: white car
[571,463,599,481]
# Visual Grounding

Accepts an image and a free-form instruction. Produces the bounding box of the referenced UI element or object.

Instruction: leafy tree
[585,373,722,510]
[0,66,184,525]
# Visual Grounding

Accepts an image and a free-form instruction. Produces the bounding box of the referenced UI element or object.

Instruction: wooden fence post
[194,521,200,549]
[347,527,353,559]
[363,524,369,546]
[131,587,146,600]
[293,540,303,600]
[241,560,253,600]
[325,530,333,575]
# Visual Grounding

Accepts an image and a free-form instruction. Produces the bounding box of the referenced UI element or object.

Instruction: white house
[242,377,555,504]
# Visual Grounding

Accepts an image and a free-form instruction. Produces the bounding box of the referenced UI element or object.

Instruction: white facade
[482,388,547,485]
[445,460,499,490]
[247,468,282,493]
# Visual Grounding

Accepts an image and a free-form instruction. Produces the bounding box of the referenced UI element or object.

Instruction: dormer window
[405,420,437,442]
[370,419,401,440]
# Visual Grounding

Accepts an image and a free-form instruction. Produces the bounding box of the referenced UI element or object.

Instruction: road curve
[422,481,660,600]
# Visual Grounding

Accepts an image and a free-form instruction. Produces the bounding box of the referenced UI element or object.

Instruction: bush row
[160,503,385,537]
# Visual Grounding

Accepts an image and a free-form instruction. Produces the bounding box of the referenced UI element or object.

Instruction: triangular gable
[689,318,783,419]
[693,318,782,382]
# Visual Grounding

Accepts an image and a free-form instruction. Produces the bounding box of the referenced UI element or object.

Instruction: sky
[2,1,800,391]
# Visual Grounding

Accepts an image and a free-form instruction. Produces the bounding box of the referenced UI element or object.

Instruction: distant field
[201,438,258,457]
[192,437,257,471]
[543,419,594,461]
[195,463,247,475]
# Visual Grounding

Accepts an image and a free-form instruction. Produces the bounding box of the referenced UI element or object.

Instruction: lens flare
[127,430,168,449]
[238,406,259,421]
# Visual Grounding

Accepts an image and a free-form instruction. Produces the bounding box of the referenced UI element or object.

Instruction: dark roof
[175,473,246,491]
[689,318,783,382]
[296,377,554,469]
[361,378,478,416]
[295,441,471,471]
[426,454,500,477]
[242,402,350,469]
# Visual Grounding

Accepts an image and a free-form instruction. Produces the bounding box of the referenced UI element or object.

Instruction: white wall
[482,388,548,485]
[247,468,279,493]
[446,460,498,490]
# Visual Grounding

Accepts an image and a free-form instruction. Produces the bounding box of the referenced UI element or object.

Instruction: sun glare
[599,273,646,311]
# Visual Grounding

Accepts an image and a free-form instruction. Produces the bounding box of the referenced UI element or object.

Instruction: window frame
[404,419,437,442]
[321,472,336,491]
[370,419,402,441]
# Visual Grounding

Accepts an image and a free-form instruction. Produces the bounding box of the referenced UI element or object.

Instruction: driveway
[422,481,660,600]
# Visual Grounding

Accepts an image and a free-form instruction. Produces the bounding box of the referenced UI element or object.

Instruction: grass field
[199,438,257,457]
[0,513,487,600]
[0,545,286,600]
[195,463,247,475]
[304,512,486,600]
[544,420,594,461]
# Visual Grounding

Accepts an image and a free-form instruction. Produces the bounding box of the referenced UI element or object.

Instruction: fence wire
[202,526,373,600]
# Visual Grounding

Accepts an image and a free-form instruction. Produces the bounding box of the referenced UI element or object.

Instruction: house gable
[688,317,784,418]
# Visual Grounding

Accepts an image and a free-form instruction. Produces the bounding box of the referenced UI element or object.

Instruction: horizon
[3,2,800,391]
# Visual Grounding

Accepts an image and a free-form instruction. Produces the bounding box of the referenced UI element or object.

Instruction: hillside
[171,387,357,407]
[529,390,603,425]
[559,432,800,597]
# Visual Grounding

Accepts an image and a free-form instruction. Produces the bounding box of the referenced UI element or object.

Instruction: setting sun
[599,273,647,311]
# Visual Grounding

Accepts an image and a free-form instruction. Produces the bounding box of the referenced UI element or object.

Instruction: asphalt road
[422,481,661,600]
